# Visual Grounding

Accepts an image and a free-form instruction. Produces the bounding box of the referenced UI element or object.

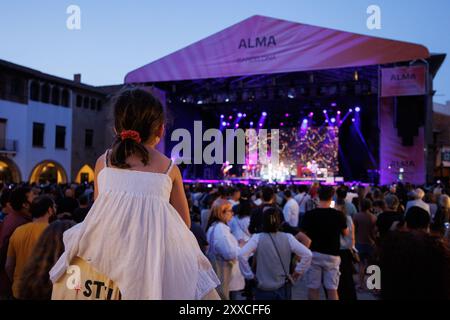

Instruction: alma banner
[379,97,426,185]
[381,65,426,97]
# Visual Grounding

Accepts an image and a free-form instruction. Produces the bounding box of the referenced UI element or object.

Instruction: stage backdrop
[380,98,426,185]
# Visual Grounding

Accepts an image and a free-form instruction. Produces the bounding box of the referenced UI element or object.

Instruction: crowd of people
[186,181,450,300]
[0,87,449,300]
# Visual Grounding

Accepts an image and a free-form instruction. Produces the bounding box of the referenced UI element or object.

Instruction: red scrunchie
[120,130,142,143]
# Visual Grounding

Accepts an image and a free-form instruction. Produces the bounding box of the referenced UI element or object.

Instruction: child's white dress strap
[165,159,174,175]
[104,149,110,167]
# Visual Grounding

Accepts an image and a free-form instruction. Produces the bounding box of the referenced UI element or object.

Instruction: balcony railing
[0,139,17,154]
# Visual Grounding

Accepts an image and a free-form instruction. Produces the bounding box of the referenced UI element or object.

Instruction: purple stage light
[337,111,341,115]
[237,113,243,118]
[259,123,263,127]
[249,121,254,126]
[280,122,284,127]
[235,123,239,128]
[285,113,289,117]
[349,108,353,113]
[325,119,329,123]
[323,110,327,114]
[225,98,230,102]
[243,113,247,117]
[220,114,224,119]
[229,115,233,120]
[352,118,356,122]
[227,122,230,126]
[303,119,308,124]
[355,107,361,112]
[309,112,314,117]
[331,102,337,107]
[221,121,227,126]
[262,112,267,117]
[331,118,336,123]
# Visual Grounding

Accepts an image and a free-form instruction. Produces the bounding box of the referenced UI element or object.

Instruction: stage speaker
[394,95,426,146]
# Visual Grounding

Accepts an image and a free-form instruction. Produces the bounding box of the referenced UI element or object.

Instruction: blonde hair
[206,199,232,231]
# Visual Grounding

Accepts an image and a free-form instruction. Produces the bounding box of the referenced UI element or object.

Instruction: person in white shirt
[294,185,311,224]
[229,198,252,244]
[239,207,312,300]
[406,188,430,215]
[206,199,245,300]
[283,190,299,228]
[228,188,241,207]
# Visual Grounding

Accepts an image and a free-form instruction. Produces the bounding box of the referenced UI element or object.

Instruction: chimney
[73,74,81,83]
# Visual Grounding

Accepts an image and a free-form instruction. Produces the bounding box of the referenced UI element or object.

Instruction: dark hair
[262,186,275,202]
[405,206,430,230]
[336,186,348,200]
[318,185,335,201]
[78,194,89,206]
[18,220,76,300]
[380,230,450,300]
[30,196,54,219]
[235,198,253,219]
[361,199,373,212]
[284,190,292,198]
[0,188,11,208]
[109,87,165,168]
[261,207,282,233]
[9,187,31,211]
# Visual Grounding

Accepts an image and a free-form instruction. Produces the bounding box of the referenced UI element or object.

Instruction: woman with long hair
[206,199,244,300]
[18,220,75,300]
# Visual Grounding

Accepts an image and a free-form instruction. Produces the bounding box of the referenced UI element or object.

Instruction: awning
[125,15,430,83]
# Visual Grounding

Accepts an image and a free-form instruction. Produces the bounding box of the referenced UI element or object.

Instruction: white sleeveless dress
[49,159,220,299]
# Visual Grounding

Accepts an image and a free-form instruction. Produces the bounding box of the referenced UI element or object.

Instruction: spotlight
[259,123,263,127]
[349,108,353,113]
[331,118,336,123]
[243,113,247,117]
[355,107,361,112]
[280,122,284,127]
[225,98,230,102]
[237,113,243,118]
[309,112,314,117]
[220,114,224,119]
[229,115,233,120]
[249,121,254,126]
[262,112,267,116]
[337,111,341,115]
[323,110,327,114]
[235,123,239,128]
[221,121,227,126]
[285,113,289,118]
[352,118,356,122]
[331,102,337,107]
[197,100,203,105]
[303,119,308,124]
[325,119,329,123]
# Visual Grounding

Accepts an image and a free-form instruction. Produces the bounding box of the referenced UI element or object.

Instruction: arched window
[61,89,70,107]
[41,83,50,103]
[51,86,60,105]
[30,80,40,101]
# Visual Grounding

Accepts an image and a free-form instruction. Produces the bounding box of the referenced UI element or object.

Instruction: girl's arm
[169,164,191,228]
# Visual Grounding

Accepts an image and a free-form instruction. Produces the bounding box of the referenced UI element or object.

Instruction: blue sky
[1,0,449,102]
